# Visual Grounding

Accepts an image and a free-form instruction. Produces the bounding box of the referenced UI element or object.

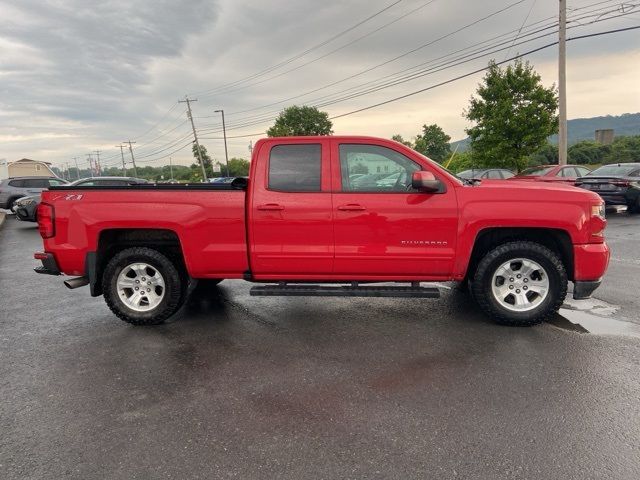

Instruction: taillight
[37,202,55,239]
[589,203,606,242]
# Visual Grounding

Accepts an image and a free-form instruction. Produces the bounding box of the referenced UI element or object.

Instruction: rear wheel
[102,247,185,325]
[471,241,567,326]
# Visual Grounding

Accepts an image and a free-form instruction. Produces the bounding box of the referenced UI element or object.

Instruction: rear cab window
[268,144,322,192]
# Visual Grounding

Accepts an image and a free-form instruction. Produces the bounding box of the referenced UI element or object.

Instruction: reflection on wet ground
[551,295,640,338]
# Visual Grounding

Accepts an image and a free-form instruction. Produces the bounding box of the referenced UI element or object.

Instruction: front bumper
[572,242,609,299]
[573,280,602,300]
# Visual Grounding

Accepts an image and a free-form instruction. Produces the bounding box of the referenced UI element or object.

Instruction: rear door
[330,140,458,278]
[249,139,334,277]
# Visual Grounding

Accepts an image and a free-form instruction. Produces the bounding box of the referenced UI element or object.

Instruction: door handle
[337,204,366,211]
[257,203,285,211]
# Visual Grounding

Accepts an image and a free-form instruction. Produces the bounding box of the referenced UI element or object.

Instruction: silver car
[0,176,67,210]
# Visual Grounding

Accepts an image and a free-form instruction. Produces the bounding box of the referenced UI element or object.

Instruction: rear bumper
[34,252,61,276]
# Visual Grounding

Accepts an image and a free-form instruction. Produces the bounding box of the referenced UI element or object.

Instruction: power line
[191,0,405,97]
[195,3,637,136]
[198,0,440,103]
[329,24,640,119]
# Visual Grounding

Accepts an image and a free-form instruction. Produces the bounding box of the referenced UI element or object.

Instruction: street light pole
[215,109,230,177]
[558,0,568,165]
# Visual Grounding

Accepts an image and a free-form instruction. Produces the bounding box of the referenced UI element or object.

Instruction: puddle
[550,308,640,339]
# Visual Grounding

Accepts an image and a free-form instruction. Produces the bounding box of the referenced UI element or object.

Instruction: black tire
[102,247,185,325]
[628,198,640,214]
[471,241,567,327]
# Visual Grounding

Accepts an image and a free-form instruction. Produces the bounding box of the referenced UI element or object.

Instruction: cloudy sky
[1,0,639,170]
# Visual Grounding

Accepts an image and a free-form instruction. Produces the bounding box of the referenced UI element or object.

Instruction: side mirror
[412,171,444,193]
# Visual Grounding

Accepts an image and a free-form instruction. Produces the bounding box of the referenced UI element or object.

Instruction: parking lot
[1,212,639,479]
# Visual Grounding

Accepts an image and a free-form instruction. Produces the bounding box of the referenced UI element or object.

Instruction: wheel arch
[90,228,186,297]
[465,227,574,283]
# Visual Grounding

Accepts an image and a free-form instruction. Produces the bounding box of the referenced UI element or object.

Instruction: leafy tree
[267,105,333,137]
[391,134,413,147]
[528,142,559,166]
[413,124,452,163]
[192,143,214,177]
[446,151,475,173]
[350,162,369,174]
[465,59,558,172]
[226,157,251,176]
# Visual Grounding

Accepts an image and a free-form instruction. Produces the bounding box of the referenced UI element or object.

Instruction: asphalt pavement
[1,213,639,479]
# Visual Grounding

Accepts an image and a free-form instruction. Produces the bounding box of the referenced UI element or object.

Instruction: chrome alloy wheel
[490,258,550,312]
[116,263,165,312]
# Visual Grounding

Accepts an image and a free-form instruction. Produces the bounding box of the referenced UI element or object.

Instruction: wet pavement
[1,213,640,479]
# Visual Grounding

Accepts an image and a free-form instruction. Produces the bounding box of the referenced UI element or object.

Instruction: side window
[576,167,590,177]
[268,144,321,192]
[339,144,420,192]
[8,179,25,187]
[501,170,515,179]
[23,179,49,188]
[48,179,65,186]
[78,181,94,186]
[486,170,502,179]
[559,167,576,178]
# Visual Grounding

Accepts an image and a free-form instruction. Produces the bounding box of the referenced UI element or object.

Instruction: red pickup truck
[35,136,610,327]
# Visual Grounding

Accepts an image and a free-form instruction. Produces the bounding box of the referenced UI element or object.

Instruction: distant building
[595,129,615,145]
[6,159,57,178]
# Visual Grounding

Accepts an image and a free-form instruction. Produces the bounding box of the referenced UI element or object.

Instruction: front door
[331,141,458,279]
[249,139,334,277]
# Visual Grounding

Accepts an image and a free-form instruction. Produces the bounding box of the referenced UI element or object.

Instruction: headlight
[591,203,605,219]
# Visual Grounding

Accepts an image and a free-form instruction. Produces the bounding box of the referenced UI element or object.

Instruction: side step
[250,283,440,298]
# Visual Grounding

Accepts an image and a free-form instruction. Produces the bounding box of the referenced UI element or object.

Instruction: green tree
[528,142,559,166]
[192,144,214,177]
[391,134,413,147]
[413,124,452,163]
[267,105,333,137]
[465,60,558,172]
[225,157,251,176]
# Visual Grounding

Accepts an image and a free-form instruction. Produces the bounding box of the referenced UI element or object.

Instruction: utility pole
[73,157,80,179]
[65,162,70,180]
[215,109,230,177]
[94,150,102,176]
[179,96,208,182]
[86,154,94,177]
[248,140,253,155]
[123,140,138,177]
[169,156,174,181]
[558,0,568,165]
[116,144,127,176]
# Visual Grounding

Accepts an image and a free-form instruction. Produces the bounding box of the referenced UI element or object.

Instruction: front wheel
[471,241,567,326]
[102,247,185,325]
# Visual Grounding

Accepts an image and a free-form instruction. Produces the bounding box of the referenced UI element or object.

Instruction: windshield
[519,166,554,176]
[588,164,640,177]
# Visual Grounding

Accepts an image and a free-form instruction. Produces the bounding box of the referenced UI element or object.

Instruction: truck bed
[41,183,249,279]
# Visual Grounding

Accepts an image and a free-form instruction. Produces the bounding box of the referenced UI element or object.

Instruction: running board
[250,283,440,298]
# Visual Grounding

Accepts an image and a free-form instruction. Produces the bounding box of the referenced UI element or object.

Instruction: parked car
[510,164,591,183]
[0,176,67,210]
[69,176,149,187]
[12,194,41,222]
[457,168,515,180]
[35,135,609,328]
[575,163,640,213]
